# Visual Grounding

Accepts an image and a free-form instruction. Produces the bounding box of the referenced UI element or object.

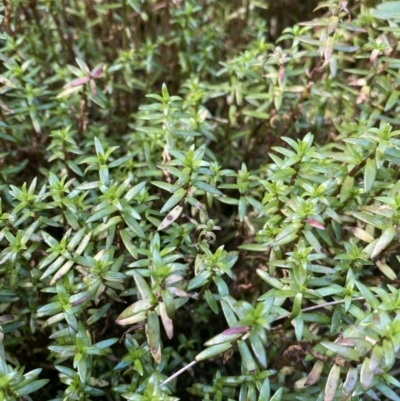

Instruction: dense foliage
[2,0,400,400]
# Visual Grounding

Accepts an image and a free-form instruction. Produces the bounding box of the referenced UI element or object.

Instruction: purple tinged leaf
[157,205,183,231]
[168,286,188,297]
[204,330,245,347]
[0,314,14,322]
[306,218,325,230]
[341,367,358,401]
[117,299,154,320]
[67,76,91,87]
[50,260,74,285]
[305,360,324,386]
[222,326,249,335]
[57,85,82,98]
[0,100,13,113]
[70,293,91,307]
[91,64,103,78]
[0,74,17,88]
[328,16,339,34]
[115,310,147,326]
[159,302,173,339]
[324,36,335,63]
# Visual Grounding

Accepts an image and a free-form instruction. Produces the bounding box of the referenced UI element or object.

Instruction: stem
[78,89,88,143]
[122,0,128,49]
[2,0,12,37]
[274,296,366,322]
[159,296,367,388]
[160,360,197,388]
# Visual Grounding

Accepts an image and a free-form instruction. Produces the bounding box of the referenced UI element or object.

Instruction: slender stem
[274,296,366,322]
[160,360,197,388]
[160,296,367,388]
[122,0,128,49]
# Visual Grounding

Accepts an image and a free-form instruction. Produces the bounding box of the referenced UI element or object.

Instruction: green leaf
[161,289,175,319]
[258,378,271,401]
[99,164,110,186]
[195,342,232,362]
[133,272,154,300]
[86,205,118,223]
[187,270,212,291]
[120,229,138,258]
[355,281,379,309]
[249,331,267,368]
[371,226,396,259]
[364,158,377,193]
[151,181,174,192]
[123,214,146,238]
[340,176,354,203]
[108,154,134,168]
[268,168,296,181]
[160,188,186,213]
[256,269,283,289]
[115,311,147,326]
[269,388,283,401]
[15,379,50,396]
[192,181,222,196]
[372,2,400,19]
[205,289,219,314]
[376,260,397,280]
[87,303,112,325]
[385,91,398,112]
[117,299,155,321]
[349,211,385,230]
[370,344,383,372]
[321,342,360,362]
[274,222,302,243]
[237,340,257,373]
[375,380,400,401]
[94,136,105,156]
[238,196,247,222]
[239,244,269,251]
[124,182,147,201]
[360,357,373,390]
[204,327,248,346]
[221,299,239,327]
[217,196,239,205]
[146,311,161,363]
[293,313,304,342]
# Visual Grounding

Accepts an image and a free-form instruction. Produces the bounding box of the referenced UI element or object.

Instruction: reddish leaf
[222,326,250,335]
[66,76,90,88]
[306,218,325,230]
[91,64,104,78]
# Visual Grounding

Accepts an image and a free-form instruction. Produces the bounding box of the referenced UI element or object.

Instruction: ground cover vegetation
[1,0,400,400]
